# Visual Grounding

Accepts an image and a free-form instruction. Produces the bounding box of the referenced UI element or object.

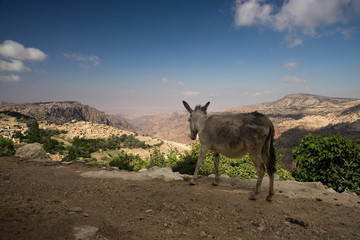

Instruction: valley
[1,93,360,169]
[130,94,360,168]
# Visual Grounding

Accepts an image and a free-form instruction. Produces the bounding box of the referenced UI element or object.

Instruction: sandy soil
[0,156,359,240]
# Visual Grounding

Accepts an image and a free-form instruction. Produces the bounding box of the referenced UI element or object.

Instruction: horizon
[1,0,360,116]
[2,92,359,119]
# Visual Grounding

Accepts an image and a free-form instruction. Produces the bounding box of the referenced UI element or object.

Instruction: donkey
[183,101,276,202]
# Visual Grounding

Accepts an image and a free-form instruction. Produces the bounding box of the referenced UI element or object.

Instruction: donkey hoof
[249,195,257,201]
[212,181,219,186]
[266,195,273,202]
[189,181,196,186]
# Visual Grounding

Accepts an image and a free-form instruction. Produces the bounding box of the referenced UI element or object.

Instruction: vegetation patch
[292,133,360,195]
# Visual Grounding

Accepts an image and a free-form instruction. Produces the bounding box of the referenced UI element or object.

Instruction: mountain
[130,111,190,145]
[130,93,360,169]
[228,93,360,116]
[0,101,132,130]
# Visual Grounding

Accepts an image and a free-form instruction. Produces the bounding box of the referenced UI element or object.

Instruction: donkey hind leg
[262,151,274,202]
[212,153,220,186]
[249,153,265,201]
[262,139,275,202]
[190,148,208,185]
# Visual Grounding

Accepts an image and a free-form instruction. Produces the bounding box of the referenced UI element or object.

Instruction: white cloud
[0,40,47,61]
[161,77,168,84]
[176,81,184,86]
[234,0,273,26]
[233,0,360,47]
[63,53,100,67]
[182,91,200,97]
[284,61,297,70]
[0,75,20,83]
[281,75,307,83]
[0,59,31,72]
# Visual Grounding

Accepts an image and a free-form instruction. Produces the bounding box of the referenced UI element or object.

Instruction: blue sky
[1,0,360,117]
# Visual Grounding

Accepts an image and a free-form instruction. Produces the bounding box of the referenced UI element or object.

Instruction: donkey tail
[266,126,276,174]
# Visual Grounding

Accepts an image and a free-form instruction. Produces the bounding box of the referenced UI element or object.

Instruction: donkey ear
[203,101,210,111]
[183,101,193,113]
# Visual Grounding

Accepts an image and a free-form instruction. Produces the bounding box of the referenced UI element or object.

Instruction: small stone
[200,231,207,238]
[67,207,83,213]
[258,225,265,231]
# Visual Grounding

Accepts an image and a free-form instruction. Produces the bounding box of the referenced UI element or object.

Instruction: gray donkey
[183,101,276,202]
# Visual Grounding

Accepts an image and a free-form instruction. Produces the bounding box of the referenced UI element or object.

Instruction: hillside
[130,94,360,168]
[1,156,359,240]
[130,111,190,145]
[0,101,132,130]
[0,112,189,161]
[228,93,360,116]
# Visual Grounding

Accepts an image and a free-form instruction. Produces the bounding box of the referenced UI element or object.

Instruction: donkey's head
[182,101,210,140]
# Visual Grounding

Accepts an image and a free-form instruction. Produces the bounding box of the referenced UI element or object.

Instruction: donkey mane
[194,105,207,114]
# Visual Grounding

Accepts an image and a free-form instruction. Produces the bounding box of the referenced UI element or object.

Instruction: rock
[15,143,49,161]
[326,188,337,193]
[145,167,184,181]
[220,174,230,179]
[200,231,207,238]
[73,225,99,240]
[67,207,83,213]
[149,166,160,171]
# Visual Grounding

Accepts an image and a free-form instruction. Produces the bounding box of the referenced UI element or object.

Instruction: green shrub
[172,142,293,180]
[148,148,166,168]
[292,133,360,195]
[219,154,258,179]
[0,135,15,156]
[170,142,208,175]
[109,152,146,171]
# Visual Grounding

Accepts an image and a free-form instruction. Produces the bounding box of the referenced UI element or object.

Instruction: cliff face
[0,101,131,130]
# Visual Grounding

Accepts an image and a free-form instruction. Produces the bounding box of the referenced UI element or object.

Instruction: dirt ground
[0,156,359,240]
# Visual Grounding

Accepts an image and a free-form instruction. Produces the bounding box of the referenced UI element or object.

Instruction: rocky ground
[1,156,360,240]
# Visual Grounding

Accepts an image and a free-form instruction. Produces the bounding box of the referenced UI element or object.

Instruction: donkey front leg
[190,148,207,185]
[212,153,220,186]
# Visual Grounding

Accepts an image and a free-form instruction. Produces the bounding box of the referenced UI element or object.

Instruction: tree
[292,133,360,195]
[0,135,15,156]
[26,120,41,143]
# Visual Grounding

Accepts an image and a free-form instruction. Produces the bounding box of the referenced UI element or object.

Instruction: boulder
[15,143,49,161]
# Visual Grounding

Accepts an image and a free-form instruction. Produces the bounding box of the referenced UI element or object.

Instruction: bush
[109,152,146,171]
[42,136,65,154]
[148,149,166,168]
[172,142,293,180]
[292,133,360,195]
[24,120,65,154]
[0,135,15,156]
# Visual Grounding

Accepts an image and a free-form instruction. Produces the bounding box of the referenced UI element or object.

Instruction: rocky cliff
[0,101,132,130]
